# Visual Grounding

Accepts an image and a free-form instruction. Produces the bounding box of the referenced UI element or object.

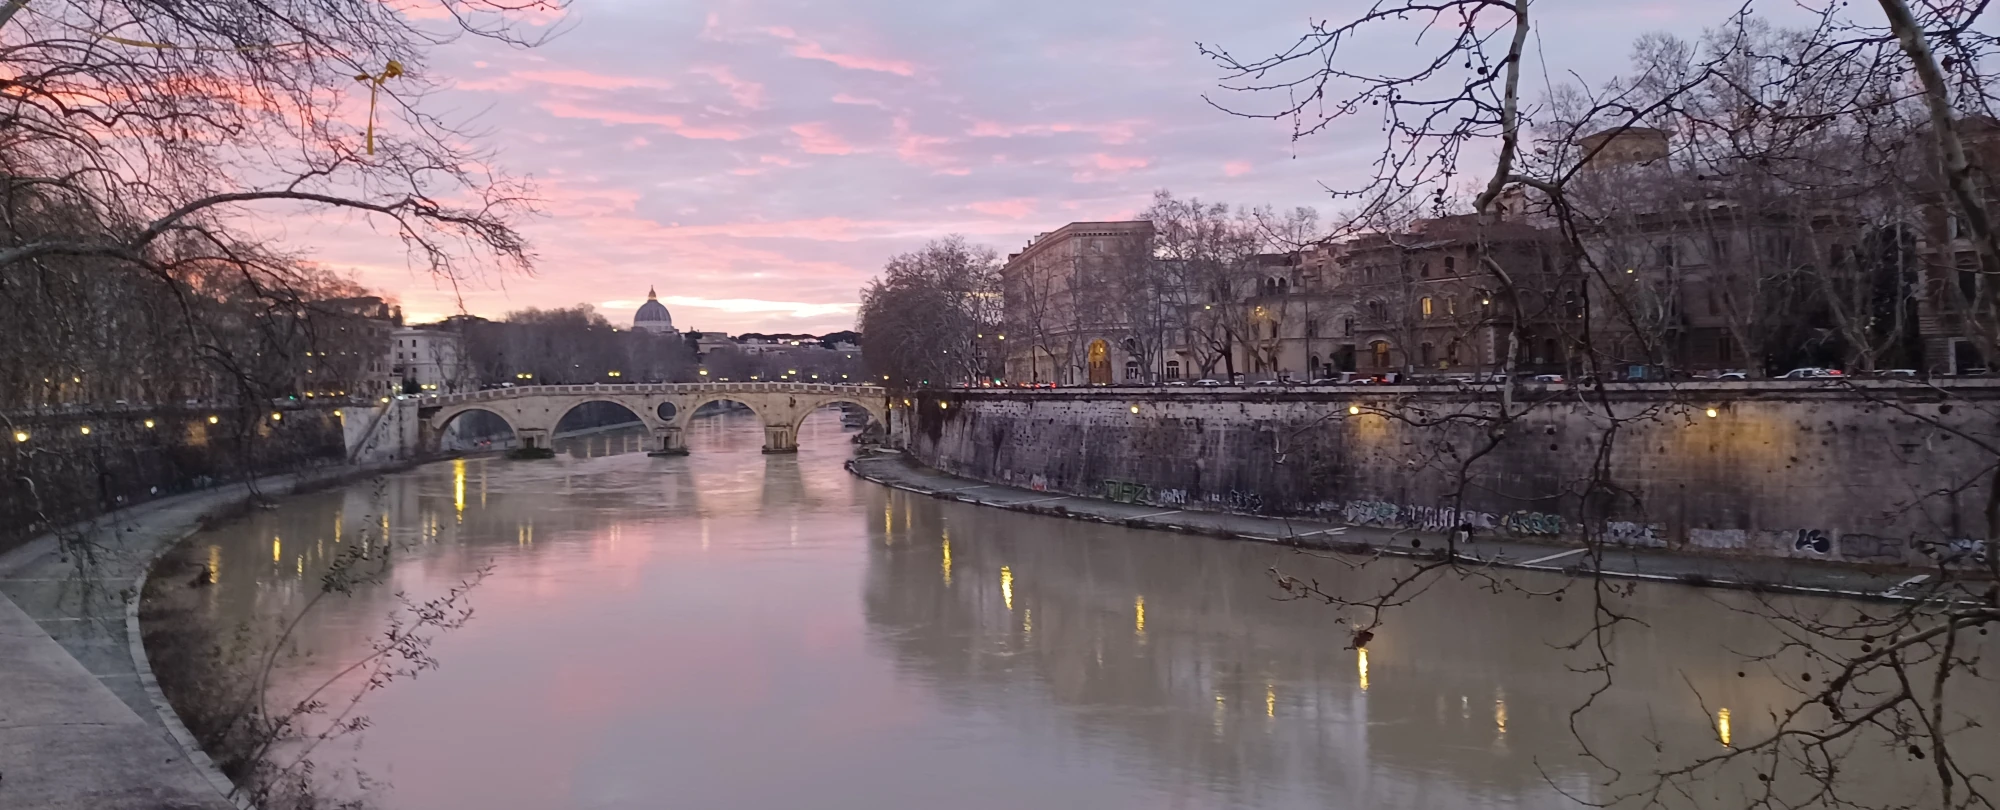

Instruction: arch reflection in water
[170,407,1994,810]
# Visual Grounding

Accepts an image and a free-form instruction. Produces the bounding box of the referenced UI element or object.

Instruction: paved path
[847,453,1932,602]
[0,464,397,810]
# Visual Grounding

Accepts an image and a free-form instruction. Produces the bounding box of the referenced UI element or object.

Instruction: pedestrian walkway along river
[147,409,1999,809]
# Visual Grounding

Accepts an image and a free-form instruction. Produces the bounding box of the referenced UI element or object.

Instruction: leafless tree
[1206,2,2000,807]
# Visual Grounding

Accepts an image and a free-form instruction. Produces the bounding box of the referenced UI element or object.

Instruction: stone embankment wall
[901,381,2000,567]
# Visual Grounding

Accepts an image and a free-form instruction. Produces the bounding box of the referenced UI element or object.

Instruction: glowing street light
[79,426,91,435]
[208,415,220,424]
[1348,405,1361,415]
[1705,407,1719,418]
[13,431,27,443]
[698,369,709,377]
[143,419,155,429]
[270,412,283,421]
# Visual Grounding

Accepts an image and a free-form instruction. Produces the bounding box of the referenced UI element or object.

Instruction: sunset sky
[296,0,1790,334]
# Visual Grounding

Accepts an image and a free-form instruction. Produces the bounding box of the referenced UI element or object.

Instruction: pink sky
[273,0,1795,334]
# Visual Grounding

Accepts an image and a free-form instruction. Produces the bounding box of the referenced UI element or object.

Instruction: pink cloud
[457,69,672,93]
[967,198,1037,218]
[832,93,889,109]
[1070,152,1152,182]
[891,117,956,169]
[761,27,916,76]
[966,118,1143,145]
[1223,160,1252,177]
[690,64,765,110]
[790,122,855,155]
[1089,153,1149,171]
[538,100,751,141]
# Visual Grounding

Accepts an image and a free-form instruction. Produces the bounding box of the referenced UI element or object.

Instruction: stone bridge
[420,382,890,454]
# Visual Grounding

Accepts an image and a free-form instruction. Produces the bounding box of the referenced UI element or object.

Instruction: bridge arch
[789,395,888,444]
[430,405,521,453]
[550,397,662,435]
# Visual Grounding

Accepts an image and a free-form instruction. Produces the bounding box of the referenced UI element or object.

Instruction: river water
[168,409,1996,810]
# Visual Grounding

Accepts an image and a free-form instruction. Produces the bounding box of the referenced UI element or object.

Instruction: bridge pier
[762,423,798,454]
[648,425,688,457]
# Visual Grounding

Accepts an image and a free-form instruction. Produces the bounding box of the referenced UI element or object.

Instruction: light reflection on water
[177,409,1995,810]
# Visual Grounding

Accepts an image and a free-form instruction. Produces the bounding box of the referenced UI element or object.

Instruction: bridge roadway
[420,382,891,454]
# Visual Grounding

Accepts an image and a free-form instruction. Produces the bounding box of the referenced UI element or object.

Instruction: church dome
[633,287,675,333]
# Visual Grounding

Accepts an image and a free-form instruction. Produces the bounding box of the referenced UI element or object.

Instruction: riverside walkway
[0,465,388,809]
[847,452,1938,602]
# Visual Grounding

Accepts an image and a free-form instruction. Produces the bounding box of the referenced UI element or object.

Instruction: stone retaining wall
[900,381,2000,567]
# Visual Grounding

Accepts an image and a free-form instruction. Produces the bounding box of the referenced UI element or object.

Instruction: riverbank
[847,452,1956,603]
[0,460,415,810]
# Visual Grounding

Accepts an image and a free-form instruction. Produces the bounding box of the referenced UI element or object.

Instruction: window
[1421,297,1434,318]
[1342,317,1355,337]
[1124,360,1141,381]
[1949,215,1964,241]
[1305,320,1319,338]
[1444,255,1457,274]
[1367,301,1387,321]
[1419,342,1435,367]
[1655,243,1677,267]
[1165,360,1181,379]
[1717,331,1735,365]
[1310,355,1322,377]
[1710,236,1730,264]
[1543,338,1560,366]
[1447,296,1457,316]
[1268,321,1280,340]
[1371,340,1391,369]
[1447,339,1462,365]
[1420,260,1432,278]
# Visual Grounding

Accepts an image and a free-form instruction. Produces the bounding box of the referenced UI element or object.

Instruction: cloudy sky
[299,0,1782,334]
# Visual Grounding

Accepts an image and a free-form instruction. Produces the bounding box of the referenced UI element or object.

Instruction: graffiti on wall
[1604,521,1665,548]
[1917,537,1990,566]
[1099,479,1188,507]
[1338,500,1565,537]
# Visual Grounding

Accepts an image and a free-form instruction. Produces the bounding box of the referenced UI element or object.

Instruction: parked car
[1164,380,1189,387]
[1713,371,1748,380]
[1307,377,1343,386]
[1192,378,1224,387]
[1777,367,1843,379]
[1250,379,1281,386]
[1875,368,1918,377]
[1531,374,1566,384]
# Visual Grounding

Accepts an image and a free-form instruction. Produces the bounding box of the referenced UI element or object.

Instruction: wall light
[270,412,283,421]
[79,426,91,435]
[939,401,949,410]
[1705,407,1719,418]
[13,431,27,443]
[208,415,219,424]
[1130,405,1140,414]
[144,419,155,429]
[1349,405,1361,415]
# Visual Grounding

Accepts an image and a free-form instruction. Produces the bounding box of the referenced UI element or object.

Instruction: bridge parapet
[423,383,890,455]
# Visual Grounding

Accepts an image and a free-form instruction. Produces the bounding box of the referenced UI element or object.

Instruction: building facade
[1001,221,1157,385]
[391,327,474,394]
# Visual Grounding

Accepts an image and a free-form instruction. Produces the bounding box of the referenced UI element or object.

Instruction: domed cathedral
[633,287,678,335]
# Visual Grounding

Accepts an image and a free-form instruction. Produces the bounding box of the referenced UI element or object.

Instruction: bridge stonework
[420,383,889,455]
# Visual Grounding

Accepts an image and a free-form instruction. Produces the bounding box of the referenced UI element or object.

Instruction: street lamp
[143,419,155,429]
[208,415,220,424]
[698,369,709,377]
[11,431,26,443]
[79,426,91,435]
[270,412,283,421]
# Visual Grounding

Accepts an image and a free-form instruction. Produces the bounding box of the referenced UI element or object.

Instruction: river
[161,408,1996,809]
